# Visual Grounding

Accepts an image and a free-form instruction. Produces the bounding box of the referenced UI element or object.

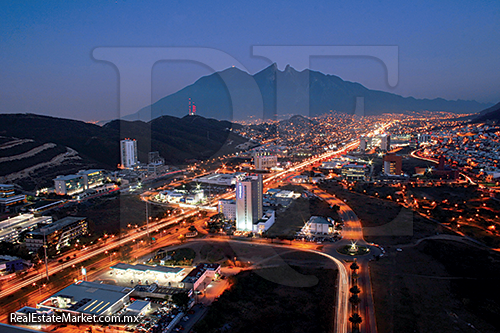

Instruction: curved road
[180,238,350,333]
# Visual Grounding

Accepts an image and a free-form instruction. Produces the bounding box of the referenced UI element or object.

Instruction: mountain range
[0,114,246,190]
[125,64,491,122]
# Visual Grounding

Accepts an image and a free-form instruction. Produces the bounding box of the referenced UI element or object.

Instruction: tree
[349,294,361,311]
[350,261,359,271]
[349,313,363,333]
[172,292,190,310]
[349,285,361,294]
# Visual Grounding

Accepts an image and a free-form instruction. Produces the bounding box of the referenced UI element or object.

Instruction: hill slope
[473,102,500,122]
[0,114,246,190]
[125,64,491,121]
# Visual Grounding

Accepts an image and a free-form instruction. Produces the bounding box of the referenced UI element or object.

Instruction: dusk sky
[1,0,499,121]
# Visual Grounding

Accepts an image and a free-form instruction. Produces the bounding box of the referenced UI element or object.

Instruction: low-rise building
[341,164,367,181]
[181,263,221,290]
[0,255,30,273]
[157,189,204,205]
[0,214,52,243]
[253,210,275,234]
[124,300,151,316]
[12,307,54,331]
[25,216,87,252]
[254,152,278,170]
[37,280,133,316]
[194,173,245,186]
[0,184,26,211]
[54,170,105,196]
[300,216,335,235]
[132,284,191,302]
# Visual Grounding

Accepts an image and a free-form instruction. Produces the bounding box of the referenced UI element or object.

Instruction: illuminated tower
[236,175,263,232]
[188,98,196,116]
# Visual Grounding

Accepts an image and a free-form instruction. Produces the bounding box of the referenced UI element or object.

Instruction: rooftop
[28,216,85,236]
[54,174,84,181]
[182,263,220,284]
[308,216,334,226]
[39,281,133,315]
[110,263,184,275]
[126,300,150,312]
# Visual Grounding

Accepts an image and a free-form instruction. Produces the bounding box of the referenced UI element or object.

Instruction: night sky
[1,1,499,121]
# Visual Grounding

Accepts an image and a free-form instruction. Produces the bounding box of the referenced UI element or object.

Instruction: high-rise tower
[235,174,263,232]
[120,139,138,169]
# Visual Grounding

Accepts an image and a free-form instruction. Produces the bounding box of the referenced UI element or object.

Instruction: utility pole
[146,200,150,241]
[43,230,49,281]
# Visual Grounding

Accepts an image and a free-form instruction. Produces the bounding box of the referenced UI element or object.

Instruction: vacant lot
[371,239,500,333]
[194,262,337,333]
[54,193,170,235]
[319,182,452,245]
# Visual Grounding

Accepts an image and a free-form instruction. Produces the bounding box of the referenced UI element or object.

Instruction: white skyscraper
[236,174,263,232]
[380,134,391,151]
[120,139,138,169]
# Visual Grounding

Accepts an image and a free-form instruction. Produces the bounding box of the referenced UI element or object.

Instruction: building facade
[341,164,367,181]
[0,214,52,243]
[54,170,104,196]
[380,134,391,151]
[218,199,236,220]
[254,152,278,170]
[383,153,403,175]
[0,184,26,210]
[25,216,87,252]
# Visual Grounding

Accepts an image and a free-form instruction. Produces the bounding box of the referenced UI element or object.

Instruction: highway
[0,210,201,299]
[410,147,477,185]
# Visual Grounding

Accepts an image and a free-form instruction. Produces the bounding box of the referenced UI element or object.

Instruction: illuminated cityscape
[1,2,500,333]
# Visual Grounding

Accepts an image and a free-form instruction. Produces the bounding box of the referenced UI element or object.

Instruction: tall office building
[236,175,263,232]
[120,139,138,169]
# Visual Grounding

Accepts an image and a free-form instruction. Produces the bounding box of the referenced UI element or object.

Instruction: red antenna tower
[192,103,196,115]
[188,98,192,115]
